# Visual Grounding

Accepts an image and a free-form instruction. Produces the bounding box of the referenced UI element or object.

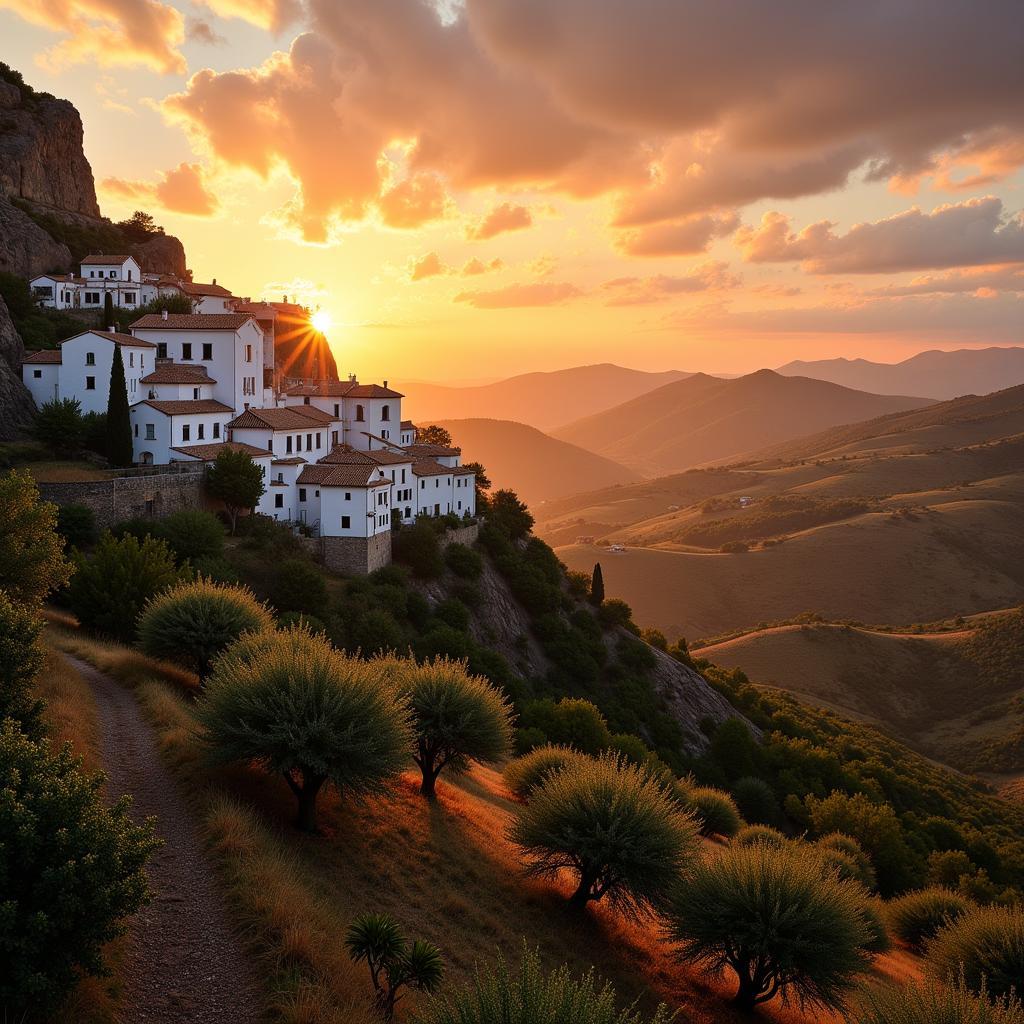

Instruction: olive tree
[667,842,873,1011]
[197,627,411,832]
[503,745,589,799]
[509,754,700,914]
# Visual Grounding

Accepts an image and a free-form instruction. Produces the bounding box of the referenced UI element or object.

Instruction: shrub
[68,532,187,643]
[887,888,977,951]
[597,598,634,631]
[160,509,224,563]
[0,591,45,737]
[415,945,672,1024]
[503,745,588,799]
[860,898,892,954]
[519,698,612,755]
[390,657,514,799]
[0,723,158,1017]
[56,503,97,550]
[137,579,274,678]
[346,912,444,1021]
[683,785,743,838]
[667,842,873,1011]
[488,489,534,540]
[277,611,327,635]
[33,397,85,456]
[190,555,241,585]
[732,775,780,825]
[270,557,328,616]
[510,754,700,914]
[734,824,789,849]
[197,627,411,831]
[444,542,483,580]
[394,520,445,578]
[720,540,749,553]
[206,448,265,534]
[854,978,1024,1024]
[928,905,1024,1000]
[816,833,876,889]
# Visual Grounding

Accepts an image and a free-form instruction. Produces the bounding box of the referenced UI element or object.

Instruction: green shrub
[277,611,327,635]
[56,503,97,550]
[734,824,789,849]
[206,448,265,534]
[434,598,470,632]
[503,745,588,799]
[854,978,1024,1024]
[160,509,225,563]
[682,785,743,838]
[137,579,274,678]
[886,887,977,951]
[510,754,700,914]
[190,555,241,585]
[197,627,411,832]
[518,698,612,755]
[816,833,876,889]
[390,656,514,799]
[928,905,1024,1000]
[415,945,672,1024]
[270,557,328,616]
[33,398,85,456]
[732,775,780,825]
[860,898,892,954]
[444,542,483,580]
[667,842,873,1011]
[0,723,158,1017]
[597,598,634,631]
[394,520,444,578]
[0,591,45,737]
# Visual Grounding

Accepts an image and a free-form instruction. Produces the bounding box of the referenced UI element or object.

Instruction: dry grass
[24,460,115,483]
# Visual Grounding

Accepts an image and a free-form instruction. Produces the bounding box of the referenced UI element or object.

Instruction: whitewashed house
[31,255,155,311]
[21,349,62,406]
[226,405,338,461]
[140,362,216,402]
[130,398,234,465]
[48,330,156,414]
[282,379,405,449]
[29,273,86,311]
[181,280,234,313]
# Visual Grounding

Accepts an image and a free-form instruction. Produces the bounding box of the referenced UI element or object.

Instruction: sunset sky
[4,0,1023,382]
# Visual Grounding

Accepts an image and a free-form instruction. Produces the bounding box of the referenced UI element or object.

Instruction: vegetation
[733,824,788,848]
[0,470,72,604]
[393,519,445,578]
[34,397,89,458]
[854,978,1024,1024]
[0,723,157,1019]
[667,842,873,1011]
[503,745,588,799]
[416,425,453,447]
[928,905,1024,1001]
[0,271,85,349]
[271,557,329,616]
[591,562,604,605]
[197,627,411,832]
[679,783,743,838]
[206,449,265,533]
[137,579,274,678]
[393,657,514,799]
[345,913,444,1021]
[159,508,225,564]
[443,542,483,580]
[56,503,98,550]
[885,887,976,950]
[0,591,46,737]
[104,346,133,466]
[510,754,699,914]
[731,775,780,825]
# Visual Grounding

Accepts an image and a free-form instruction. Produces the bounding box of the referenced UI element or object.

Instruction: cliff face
[0,294,35,439]
[0,195,72,278]
[130,233,188,278]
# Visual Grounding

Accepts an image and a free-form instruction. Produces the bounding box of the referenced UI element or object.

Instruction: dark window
[331,430,338,446]
[341,515,351,529]
[86,376,95,390]
[306,433,312,449]
[213,423,220,438]
[304,396,310,405]
[125,292,136,304]
[286,435,293,454]
[275,494,283,509]
[344,491,351,500]
[333,404,339,417]
[197,423,205,440]
[381,404,390,421]
[182,424,191,441]
[145,423,155,440]
[33,369,41,379]
[296,434,302,452]
[299,488,307,501]
[355,404,364,422]
[193,387,200,399]
[157,343,167,358]
[85,351,95,365]
[202,343,213,360]
[134,424,138,436]
[182,342,192,360]
[316,432,321,448]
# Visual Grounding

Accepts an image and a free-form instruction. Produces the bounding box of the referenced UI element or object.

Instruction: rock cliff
[0,294,35,439]
[0,195,72,278]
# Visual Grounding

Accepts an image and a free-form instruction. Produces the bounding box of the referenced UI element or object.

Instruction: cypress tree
[105,344,133,467]
[590,562,605,606]
[103,291,115,329]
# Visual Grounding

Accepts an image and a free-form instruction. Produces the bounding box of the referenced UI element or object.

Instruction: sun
[311,309,332,333]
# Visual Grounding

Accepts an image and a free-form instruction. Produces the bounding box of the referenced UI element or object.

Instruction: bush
[597,598,634,631]
[854,978,1024,1024]
[928,905,1024,1000]
[197,627,411,831]
[887,887,977,951]
[734,824,789,849]
[0,723,158,1017]
[682,785,743,838]
[518,698,612,755]
[667,842,873,1011]
[0,591,45,737]
[33,398,86,456]
[159,509,225,563]
[137,579,274,678]
[816,833,876,889]
[732,775,780,825]
[415,945,672,1024]
[860,898,892,954]
[444,542,483,580]
[390,656,514,799]
[503,745,588,799]
[394,520,444,578]
[56,503,97,550]
[510,754,700,914]
[277,611,327,635]
[68,532,187,643]
[270,557,328,616]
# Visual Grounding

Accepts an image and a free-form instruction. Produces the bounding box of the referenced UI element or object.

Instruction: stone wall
[39,470,205,530]
[320,531,392,575]
[438,522,480,549]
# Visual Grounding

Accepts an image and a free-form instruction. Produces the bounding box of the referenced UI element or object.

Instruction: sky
[3,0,1023,383]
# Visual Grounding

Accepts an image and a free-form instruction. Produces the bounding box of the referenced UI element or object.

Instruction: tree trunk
[568,871,596,909]
[420,762,440,800]
[294,773,326,833]
[731,969,759,1012]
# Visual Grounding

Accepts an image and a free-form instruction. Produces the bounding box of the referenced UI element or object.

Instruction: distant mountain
[397,364,691,432]
[776,347,1024,400]
[435,418,641,506]
[553,369,933,476]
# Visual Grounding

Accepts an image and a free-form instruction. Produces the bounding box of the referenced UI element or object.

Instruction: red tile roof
[347,383,404,399]
[140,364,214,384]
[81,254,134,264]
[228,407,332,431]
[318,444,408,467]
[404,442,461,457]
[400,419,416,431]
[138,399,233,416]
[130,313,255,331]
[60,330,156,349]
[284,381,355,397]
[411,459,452,477]
[182,281,233,297]
[298,464,390,488]
[22,349,62,364]
[291,405,336,424]
[170,441,270,460]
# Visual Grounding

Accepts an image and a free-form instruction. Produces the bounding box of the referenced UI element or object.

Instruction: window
[458,501,462,510]
[129,352,134,367]
[341,515,351,529]
[182,424,191,442]
[213,423,220,438]
[109,270,116,279]
[202,343,213,360]
[127,269,133,281]
[85,292,99,304]
[296,435,302,452]
[299,488,307,502]
[382,429,389,439]
[193,387,200,400]
[344,492,351,500]
[286,436,293,454]
[245,344,252,362]
[145,423,155,440]
[267,437,272,451]
[182,343,192,360]
[275,494,284,509]
[157,343,167,358]
[333,404,339,417]
[331,430,338,446]
[306,433,312,450]
[134,424,138,437]
[355,404,364,422]
[197,423,205,440]
[85,351,95,365]
[381,404,390,422]
[303,397,310,405]
[401,468,406,483]
[86,376,95,390]
[124,292,136,304]
[32,369,41,379]
[316,432,321,448]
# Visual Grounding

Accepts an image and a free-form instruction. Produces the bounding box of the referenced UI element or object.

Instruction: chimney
[212,277,217,285]
[108,325,115,333]
[283,294,288,303]
[161,308,168,320]
[383,379,388,388]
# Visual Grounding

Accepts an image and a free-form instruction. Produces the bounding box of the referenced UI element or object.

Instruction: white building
[181,280,234,313]
[130,398,234,465]
[296,462,393,538]
[31,255,157,312]
[21,349,62,407]
[226,405,338,462]
[282,380,405,449]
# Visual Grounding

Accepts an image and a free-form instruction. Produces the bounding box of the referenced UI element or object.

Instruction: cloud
[736,197,1024,274]
[2,0,186,74]
[600,261,740,305]
[101,162,219,216]
[186,17,226,45]
[870,265,1024,297]
[454,281,583,308]
[615,211,740,256]
[197,0,302,32]
[408,252,447,281]
[378,173,451,228]
[461,257,504,276]
[467,202,533,240]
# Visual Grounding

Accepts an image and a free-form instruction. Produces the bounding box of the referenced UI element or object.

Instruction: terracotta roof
[130,313,255,331]
[298,464,390,488]
[61,330,156,349]
[31,273,86,284]
[228,407,332,431]
[137,399,233,416]
[170,441,270,460]
[22,349,62,364]
[271,457,307,466]
[453,466,476,476]
[401,420,416,431]
[290,405,336,424]
[284,381,355,398]
[182,281,232,297]
[364,448,412,465]
[294,464,335,483]
[319,444,408,467]
[81,254,133,264]
[412,459,452,477]
[140,364,214,384]
[346,383,404,399]
[404,442,461,457]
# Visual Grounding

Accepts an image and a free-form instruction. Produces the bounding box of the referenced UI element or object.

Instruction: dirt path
[65,655,264,1024]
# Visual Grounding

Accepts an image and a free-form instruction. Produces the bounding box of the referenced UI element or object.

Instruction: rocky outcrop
[0,196,71,278]
[130,233,188,278]
[0,294,35,439]
[0,77,100,216]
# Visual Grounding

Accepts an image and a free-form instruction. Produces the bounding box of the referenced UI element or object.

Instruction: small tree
[270,557,328,616]
[503,745,588,799]
[927,905,1024,1001]
[0,723,158,1018]
[206,448,265,534]
[680,784,743,838]
[417,424,453,447]
[160,508,225,563]
[393,657,514,800]
[510,754,700,914]
[443,542,483,580]
[197,627,411,832]
[0,591,45,737]
[68,532,187,643]
[667,842,873,1011]
[137,579,274,678]
[345,912,444,1020]
[105,344,133,467]
[886,888,976,950]
[488,489,534,539]
[0,470,72,605]
[102,291,115,328]
[33,398,86,457]
[597,598,634,630]
[590,562,605,605]
[393,519,444,578]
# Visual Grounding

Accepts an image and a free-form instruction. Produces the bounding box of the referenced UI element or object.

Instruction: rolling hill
[553,370,933,476]
[776,346,1024,400]
[438,418,641,506]
[397,364,690,432]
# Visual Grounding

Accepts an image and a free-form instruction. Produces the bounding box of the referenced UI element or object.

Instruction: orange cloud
[378,173,451,229]
[467,202,533,240]
[461,257,504,276]
[615,212,739,256]
[408,252,446,281]
[454,281,583,308]
[102,162,219,216]
[601,261,740,305]
[870,265,1024,297]
[198,0,301,32]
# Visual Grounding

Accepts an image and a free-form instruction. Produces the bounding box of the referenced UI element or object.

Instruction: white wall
[22,363,60,407]
[129,407,231,465]
[144,381,216,402]
[416,472,455,517]
[320,483,391,538]
[60,334,151,415]
[229,423,330,461]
